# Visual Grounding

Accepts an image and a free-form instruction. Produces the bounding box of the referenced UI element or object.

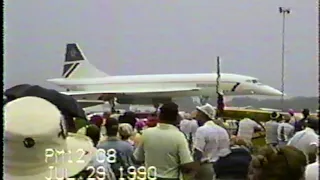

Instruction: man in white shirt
[288,118,319,164]
[237,118,262,143]
[193,104,230,180]
[277,116,295,147]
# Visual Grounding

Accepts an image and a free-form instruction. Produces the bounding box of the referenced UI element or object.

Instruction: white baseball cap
[4,97,96,180]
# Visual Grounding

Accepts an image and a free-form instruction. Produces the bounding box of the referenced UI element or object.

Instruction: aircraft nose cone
[264,86,284,96]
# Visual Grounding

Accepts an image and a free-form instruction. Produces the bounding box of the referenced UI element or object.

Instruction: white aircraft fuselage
[47,43,283,106]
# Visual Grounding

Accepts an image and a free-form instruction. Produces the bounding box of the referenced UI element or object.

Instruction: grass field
[253,137,266,147]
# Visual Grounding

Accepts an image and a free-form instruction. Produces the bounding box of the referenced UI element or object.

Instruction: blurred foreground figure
[4,84,86,132]
[288,117,319,164]
[248,145,307,180]
[4,97,96,179]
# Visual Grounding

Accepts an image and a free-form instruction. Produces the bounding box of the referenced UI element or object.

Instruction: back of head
[105,118,119,137]
[231,136,253,150]
[146,116,159,128]
[306,117,319,132]
[159,102,179,124]
[89,115,103,128]
[302,109,310,118]
[118,123,134,140]
[119,111,137,128]
[288,109,295,116]
[102,111,111,119]
[77,124,100,146]
[250,145,307,180]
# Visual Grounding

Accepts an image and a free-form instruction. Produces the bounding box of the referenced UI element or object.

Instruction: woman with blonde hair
[248,145,307,180]
[118,123,135,146]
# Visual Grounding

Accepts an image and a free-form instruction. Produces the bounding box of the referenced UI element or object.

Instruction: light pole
[279,7,290,108]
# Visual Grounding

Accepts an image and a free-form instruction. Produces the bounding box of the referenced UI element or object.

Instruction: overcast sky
[4,0,318,97]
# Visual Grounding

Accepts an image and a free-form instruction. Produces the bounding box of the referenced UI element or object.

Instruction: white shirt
[194,121,230,163]
[277,122,294,141]
[305,159,319,180]
[179,119,199,141]
[237,118,261,141]
[287,127,319,162]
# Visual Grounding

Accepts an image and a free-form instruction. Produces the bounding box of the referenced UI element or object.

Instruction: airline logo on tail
[62,44,84,78]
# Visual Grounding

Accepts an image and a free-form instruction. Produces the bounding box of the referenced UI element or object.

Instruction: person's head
[102,111,111,119]
[4,96,95,179]
[270,111,280,121]
[249,145,307,180]
[77,124,100,146]
[119,111,137,128]
[146,116,159,128]
[105,118,119,137]
[283,115,291,123]
[118,123,134,140]
[302,108,310,118]
[306,117,319,134]
[89,115,104,128]
[231,136,253,151]
[288,109,295,116]
[191,110,198,119]
[135,119,146,133]
[159,102,179,125]
[195,103,216,126]
[182,113,191,120]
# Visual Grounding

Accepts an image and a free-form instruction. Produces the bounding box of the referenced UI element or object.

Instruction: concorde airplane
[47,43,283,110]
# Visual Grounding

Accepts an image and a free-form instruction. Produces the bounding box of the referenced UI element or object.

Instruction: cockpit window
[246,79,260,84]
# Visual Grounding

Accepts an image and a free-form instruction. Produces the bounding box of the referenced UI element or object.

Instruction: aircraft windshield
[246,79,260,84]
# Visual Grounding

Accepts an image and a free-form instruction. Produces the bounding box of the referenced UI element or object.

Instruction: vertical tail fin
[62,43,108,79]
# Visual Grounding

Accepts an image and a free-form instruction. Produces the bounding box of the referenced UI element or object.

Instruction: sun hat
[4,97,96,180]
[196,103,216,120]
[270,111,280,120]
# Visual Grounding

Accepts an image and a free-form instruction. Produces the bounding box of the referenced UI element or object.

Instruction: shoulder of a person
[197,125,208,132]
